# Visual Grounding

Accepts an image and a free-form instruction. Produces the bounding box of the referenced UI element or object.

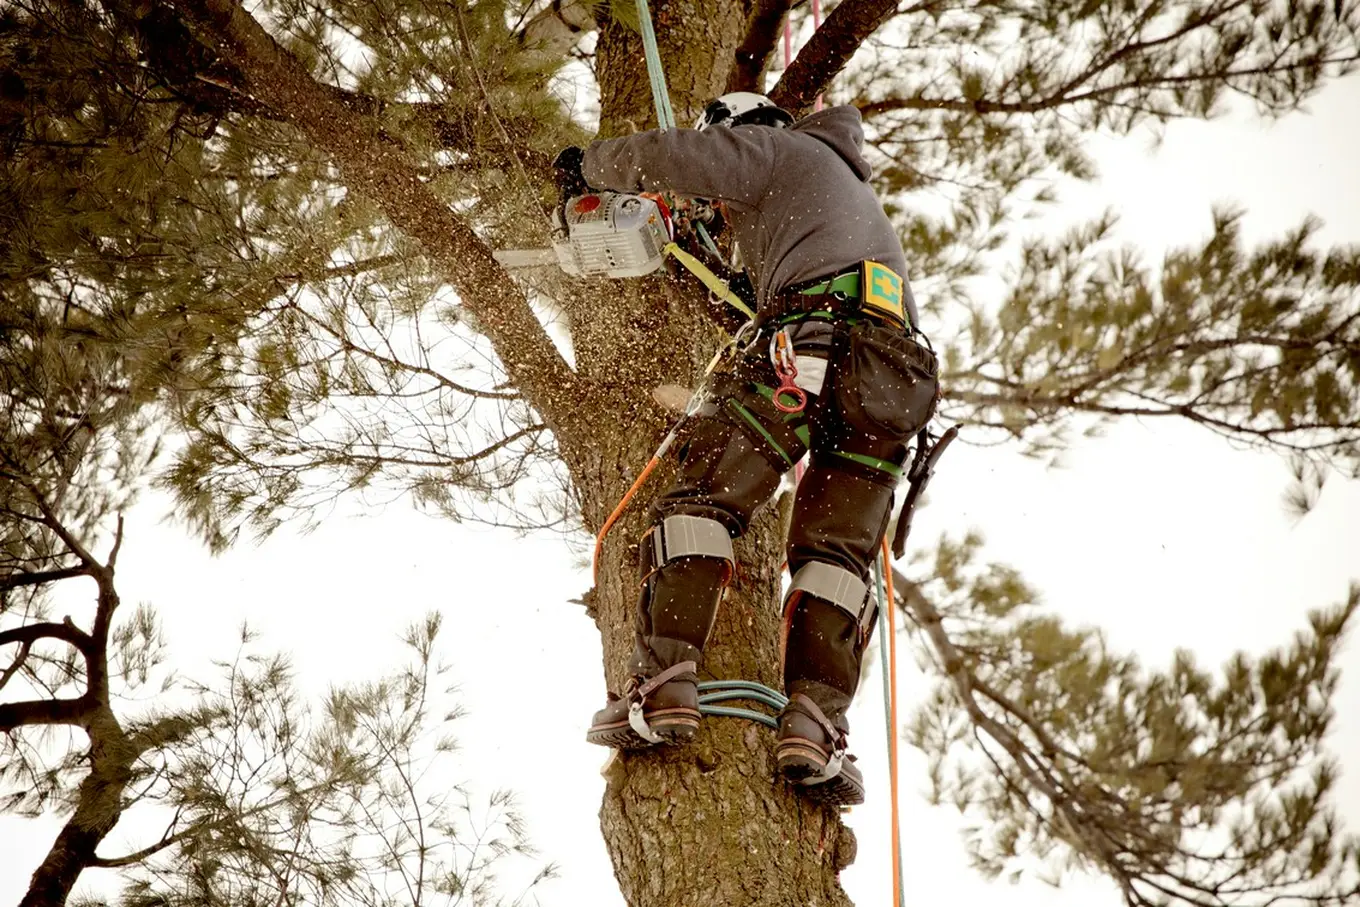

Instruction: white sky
[3,72,1358,907]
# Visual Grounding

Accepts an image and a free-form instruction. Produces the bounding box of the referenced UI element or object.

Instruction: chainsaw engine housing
[551,192,671,278]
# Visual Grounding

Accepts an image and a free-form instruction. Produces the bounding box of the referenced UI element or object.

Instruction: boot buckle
[627,699,664,744]
[801,736,849,785]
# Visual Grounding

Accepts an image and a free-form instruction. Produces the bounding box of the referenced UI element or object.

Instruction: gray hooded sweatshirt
[582,105,918,329]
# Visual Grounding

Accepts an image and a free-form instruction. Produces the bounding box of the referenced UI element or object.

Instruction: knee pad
[780,561,876,697]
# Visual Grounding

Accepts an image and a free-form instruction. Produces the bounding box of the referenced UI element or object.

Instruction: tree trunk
[21,708,135,907]
[576,6,857,903]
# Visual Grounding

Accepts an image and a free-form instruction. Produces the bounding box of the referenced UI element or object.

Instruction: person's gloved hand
[553,146,590,198]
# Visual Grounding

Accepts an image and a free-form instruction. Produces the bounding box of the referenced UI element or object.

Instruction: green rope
[698,679,788,730]
[875,557,907,907]
[634,0,676,129]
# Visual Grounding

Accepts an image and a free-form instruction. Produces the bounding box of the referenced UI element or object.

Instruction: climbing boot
[775,684,864,806]
[776,561,874,806]
[586,514,734,749]
[586,638,702,749]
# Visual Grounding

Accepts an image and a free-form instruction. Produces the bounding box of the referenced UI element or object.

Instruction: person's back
[727,106,916,322]
[580,102,918,326]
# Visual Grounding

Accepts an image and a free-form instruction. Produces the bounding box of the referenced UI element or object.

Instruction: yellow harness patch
[859,260,907,329]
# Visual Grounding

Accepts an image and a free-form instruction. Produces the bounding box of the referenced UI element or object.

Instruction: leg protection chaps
[629,514,735,676]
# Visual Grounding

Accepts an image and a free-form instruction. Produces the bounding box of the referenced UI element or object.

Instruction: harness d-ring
[773,380,807,413]
[770,328,807,414]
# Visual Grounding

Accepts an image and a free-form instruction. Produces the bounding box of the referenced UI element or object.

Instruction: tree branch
[859,56,1360,120]
[0,565,91,590]
[891,568,1140,895]
[0,620,93,653]
[164,0,584,449]
[286,301,522,402]
[772,0,939,112]
[0,696,95,732]
[103,0,548,169]
[0,641,32,693]
[89,819,191,869]
[727,0,797,94]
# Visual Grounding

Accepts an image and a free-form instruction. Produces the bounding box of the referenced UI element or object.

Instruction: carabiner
[769,328,807,414]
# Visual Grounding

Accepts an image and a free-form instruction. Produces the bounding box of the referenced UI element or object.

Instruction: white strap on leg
[785,562,873,637]
[651,514,734,567]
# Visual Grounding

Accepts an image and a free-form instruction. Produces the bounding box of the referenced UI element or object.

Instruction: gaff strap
[664,242,756,321]
[785,693,848,784]
[650,514,735,568]
[786,562,874,637]
[626,660,698,743]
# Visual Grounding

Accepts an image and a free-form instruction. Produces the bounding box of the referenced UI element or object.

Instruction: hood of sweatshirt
[788,106,872,182]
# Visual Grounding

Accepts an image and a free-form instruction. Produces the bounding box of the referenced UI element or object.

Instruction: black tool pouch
[830,323,940,441]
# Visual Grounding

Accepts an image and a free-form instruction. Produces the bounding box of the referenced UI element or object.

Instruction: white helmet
[694,92,793,131]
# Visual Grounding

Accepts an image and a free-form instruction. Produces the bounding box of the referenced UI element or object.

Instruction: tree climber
[555,92,940,806]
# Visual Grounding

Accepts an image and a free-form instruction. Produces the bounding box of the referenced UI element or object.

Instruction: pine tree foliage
[943,209,1360,468]
[899,535,1359,906]
[5,0,1360,904]
[2,460,551,907]
[54,0,585,547]
[83,618,557,907]
[1,28,554,890]
[840,0,1360,301]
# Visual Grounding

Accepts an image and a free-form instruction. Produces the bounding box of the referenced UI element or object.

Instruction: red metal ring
[773,385,807,414]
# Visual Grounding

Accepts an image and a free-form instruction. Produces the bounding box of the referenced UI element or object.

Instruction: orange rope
[882,537,903,907]
[592,455,662,583]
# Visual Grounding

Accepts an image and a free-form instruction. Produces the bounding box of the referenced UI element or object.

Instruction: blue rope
[875,557,908,907]
[697,679,788,730]
[699,679,788,709]
[699,705,778,729]
[634,0,676,129]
